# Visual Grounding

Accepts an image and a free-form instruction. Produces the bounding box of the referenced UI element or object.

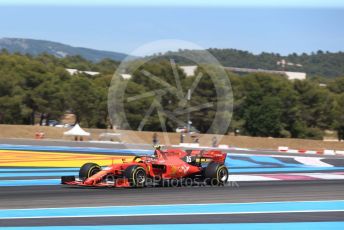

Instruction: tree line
[162,49,344,78]
[0,51,344,140]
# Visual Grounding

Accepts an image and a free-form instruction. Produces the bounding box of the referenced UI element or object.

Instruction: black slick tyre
[204,162,228,186]
[124,165,147,187]
[79,163,101,181]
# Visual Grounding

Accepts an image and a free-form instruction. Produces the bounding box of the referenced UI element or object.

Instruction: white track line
[294,157,333,167]
[292,173,344,180]
[228,175,279,181]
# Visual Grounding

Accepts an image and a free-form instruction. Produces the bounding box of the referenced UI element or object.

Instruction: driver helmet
[153,144,162,150]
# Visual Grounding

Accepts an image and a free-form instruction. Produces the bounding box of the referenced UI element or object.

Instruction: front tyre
[79,163,101,181]
[124,165,147,187]
[204,162,228,186]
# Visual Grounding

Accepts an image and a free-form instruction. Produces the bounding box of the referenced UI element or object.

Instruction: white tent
[63,124,90,137]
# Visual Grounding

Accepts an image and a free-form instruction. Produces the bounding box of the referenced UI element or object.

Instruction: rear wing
[201,150,227,164]
[160,148,227,164]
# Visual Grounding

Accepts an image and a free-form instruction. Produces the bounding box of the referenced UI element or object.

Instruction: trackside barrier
[323,149,335,155]
[175,144,344,156]
[336,151,344,155]
[278,146,343,156]
[306,150,317,154]
[175,144,251,152]
[218,144,229,149]
[178,143,200,148]
[35,132,45,140]
[278,146,289,152]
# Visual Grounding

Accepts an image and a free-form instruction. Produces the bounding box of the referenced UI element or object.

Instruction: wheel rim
[218,167,228,182]
[136,170,146,184]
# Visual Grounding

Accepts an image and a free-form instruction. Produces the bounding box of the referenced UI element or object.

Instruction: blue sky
[0,1,343,55]
[1,1,344,8]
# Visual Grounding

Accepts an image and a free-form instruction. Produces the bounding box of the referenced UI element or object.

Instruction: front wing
[61,176,131,187]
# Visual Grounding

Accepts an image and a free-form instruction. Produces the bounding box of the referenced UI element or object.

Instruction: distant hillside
[2,38,343,78]
[161,49,344,78]
[0,38,130,62]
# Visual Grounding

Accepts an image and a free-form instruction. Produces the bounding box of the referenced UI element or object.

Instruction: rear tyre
[79,163,101,181]
[204,162,228,186]
[124,165,147,187]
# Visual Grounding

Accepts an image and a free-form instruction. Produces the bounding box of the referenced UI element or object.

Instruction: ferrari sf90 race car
[61,148,228,188]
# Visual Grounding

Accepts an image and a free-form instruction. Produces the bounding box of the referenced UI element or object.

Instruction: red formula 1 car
[61,148,228,188]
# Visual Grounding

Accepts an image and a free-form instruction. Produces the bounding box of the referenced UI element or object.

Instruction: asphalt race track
[0,184,343,227]
[0,190,344,228]
[1,181,344,209]
[0,139,344,229]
